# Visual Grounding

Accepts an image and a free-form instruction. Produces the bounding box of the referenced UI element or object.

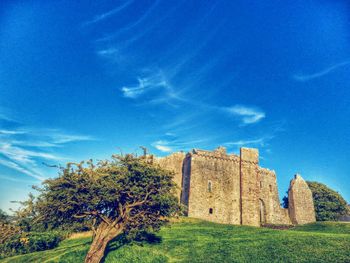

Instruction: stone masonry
[288,174,316,225]
[155,147,316,226]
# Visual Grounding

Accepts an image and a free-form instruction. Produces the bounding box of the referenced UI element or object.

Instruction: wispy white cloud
[0,129,27,135]
[0,128,94,145]
[0,108,17,122]
[48,133,94,144]
[121,71,172,99]
[121,72,266,126]
[293,61,350,82]
[96,0,160,42]
[83,0,134,26]
[152,140,172,152]
[224,105,265,124]
[151,135,212,153]
[0,159,45,181]
[104,1,185,51]
[0,174,36,183]
[97,48,119,57]
[10,140,59,148]
[0,114,13,122]
[224,138,266,147]
[121,79,149,98]
[0,143,62,165]
[0,124,94,181]
[155,144,172,152]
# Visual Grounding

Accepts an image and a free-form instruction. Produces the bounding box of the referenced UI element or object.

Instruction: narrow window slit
[208,180,212,192]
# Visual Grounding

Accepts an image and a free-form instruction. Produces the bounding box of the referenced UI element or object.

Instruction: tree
[307,181,348,221]
[0,209,9,223]
[34,154,180,263]
[0,209,22,245]
[282,194,288,209]
[11,193,37,232]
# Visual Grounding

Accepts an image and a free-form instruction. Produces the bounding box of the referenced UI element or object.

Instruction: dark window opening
[269,185,272,192]
[209,208,213,214]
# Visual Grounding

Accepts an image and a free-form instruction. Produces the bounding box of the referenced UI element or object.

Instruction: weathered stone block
[288,174,316,225]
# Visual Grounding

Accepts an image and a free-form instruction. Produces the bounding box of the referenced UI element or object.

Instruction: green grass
[1,218,350,263]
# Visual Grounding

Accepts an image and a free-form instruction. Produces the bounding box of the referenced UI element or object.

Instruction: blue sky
[1,0,349,211]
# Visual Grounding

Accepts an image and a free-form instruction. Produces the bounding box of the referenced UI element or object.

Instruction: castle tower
[288,174,316,225]
[155,152,186,202]
[240,148,260,226]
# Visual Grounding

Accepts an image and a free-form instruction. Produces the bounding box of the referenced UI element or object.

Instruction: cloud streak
[120,71,181,105]
[0,174,35,183]
[152,141,172,152]
[97,48,119,57]
[293,61,350,82]
[83,0,134,25]
[96,0,160,42]
[224,105,265,124]
[151,133,213,153]
[121,71,266,126]
[121,76,167,98]
[224,138,267,147]
[0,124,94,181]
[0,158,45,181]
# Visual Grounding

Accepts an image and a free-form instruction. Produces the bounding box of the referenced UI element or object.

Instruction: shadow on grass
[101,231,162,262]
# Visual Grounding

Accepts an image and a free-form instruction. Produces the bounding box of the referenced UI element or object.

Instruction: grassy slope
[1,219,350,263]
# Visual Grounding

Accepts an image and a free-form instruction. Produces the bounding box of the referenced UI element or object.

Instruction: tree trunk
[84,222,122,263]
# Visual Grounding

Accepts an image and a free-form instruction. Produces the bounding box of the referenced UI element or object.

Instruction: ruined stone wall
[187,148,241,224]
[155,152,185,202]
[288,174,316,225]
[259,168,291,225]
[240,148,260,226]
[155,147,315,227]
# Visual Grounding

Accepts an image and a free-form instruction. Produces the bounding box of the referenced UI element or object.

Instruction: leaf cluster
[307,181,348,221]
[0,231,65,259]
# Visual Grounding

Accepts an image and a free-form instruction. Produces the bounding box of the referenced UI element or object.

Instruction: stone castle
[155,147,316,227]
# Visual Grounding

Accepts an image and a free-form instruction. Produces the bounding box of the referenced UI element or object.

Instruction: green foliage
[2,219,350,263]
[281,191,288,208]
[11,193,37,232]
[35,154,180,234]
[0,209,9,223]
[307,181,348,221]
[0,231,67,259]
[0,209,21,246]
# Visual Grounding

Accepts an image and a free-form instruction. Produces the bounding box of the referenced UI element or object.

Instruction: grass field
[1,218,349,263]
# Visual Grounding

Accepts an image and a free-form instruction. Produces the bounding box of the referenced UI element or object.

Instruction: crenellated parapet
[258,167,276,177]
[192,148,240,162]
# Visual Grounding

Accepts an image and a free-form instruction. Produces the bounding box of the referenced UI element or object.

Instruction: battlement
[191,147,240,162]
[240,147,259,164]
[259,167,276,177]
[191,147,261,165]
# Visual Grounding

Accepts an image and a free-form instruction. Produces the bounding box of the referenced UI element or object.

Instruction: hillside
[1,218,350,263]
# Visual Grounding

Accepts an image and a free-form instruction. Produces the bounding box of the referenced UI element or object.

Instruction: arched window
[208,180,212,192]
[209,208,213,214]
